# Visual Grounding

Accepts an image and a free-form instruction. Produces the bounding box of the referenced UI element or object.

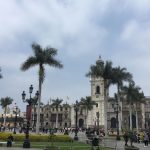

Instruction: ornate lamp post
[113,94,121,140]
[22,85,39,148]
[74,100,79,141]
[13,103,19,134]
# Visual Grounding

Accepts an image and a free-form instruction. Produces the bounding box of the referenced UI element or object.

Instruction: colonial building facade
[33,103,71,129]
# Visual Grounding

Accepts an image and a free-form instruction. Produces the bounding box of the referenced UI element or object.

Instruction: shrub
[0,132,72,142]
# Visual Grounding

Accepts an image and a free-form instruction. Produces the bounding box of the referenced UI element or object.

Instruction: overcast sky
[0,0,150,111]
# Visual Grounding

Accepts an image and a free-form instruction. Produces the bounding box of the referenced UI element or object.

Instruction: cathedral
[70,57,150,132]
[40,57,150,131]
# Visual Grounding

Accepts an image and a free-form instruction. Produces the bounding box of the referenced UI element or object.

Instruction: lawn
[13,141,111,150]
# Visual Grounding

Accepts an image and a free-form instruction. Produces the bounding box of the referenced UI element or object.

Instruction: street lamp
[113,94,121,140]
[22,85,39,148]
[74,100,79,141]
[13,103,19,134]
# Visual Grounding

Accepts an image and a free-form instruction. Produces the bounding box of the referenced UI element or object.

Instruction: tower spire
[96,55,104,65]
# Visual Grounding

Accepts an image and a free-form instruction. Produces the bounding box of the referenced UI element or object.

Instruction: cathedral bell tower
[89,56,105,127]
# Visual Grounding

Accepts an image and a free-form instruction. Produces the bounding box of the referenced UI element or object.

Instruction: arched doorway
[79,118,84,128]
[128,115,136,128]
[64,122,67,127]
[111,117,116,128]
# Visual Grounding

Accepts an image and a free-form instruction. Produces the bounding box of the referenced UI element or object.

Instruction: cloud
[1,0,150,111]
[121,20,150,52]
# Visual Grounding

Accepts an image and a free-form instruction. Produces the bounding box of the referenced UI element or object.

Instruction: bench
[0,141,15,147]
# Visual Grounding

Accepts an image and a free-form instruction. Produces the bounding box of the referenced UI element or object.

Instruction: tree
[86,57,114,136]
[122,82,143,131]
[0,97,13,127]
[21,43,63,134]
[80,96,96,128]
[0,67,2,79]
[111,66,132,130]
[51,98,63,128]
[112,66,133,92]
[133,89,144,132]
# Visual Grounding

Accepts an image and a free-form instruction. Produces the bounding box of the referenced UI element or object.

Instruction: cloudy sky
[0,0,150,111]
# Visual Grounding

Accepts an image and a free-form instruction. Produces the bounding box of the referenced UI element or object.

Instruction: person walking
[144,132,149,147]
[123,131,129,146]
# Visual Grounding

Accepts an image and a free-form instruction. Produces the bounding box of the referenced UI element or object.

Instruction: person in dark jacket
[123,131,129,146]
[7,134,14,147]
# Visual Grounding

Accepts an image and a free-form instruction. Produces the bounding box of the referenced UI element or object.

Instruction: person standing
[144,132,149,147]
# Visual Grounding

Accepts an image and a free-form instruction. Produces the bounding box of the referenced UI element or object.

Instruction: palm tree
[0,97,13,127]
[111,66,133,131]
[122,82,142,131]
[86,58,114,136]
[21,43,63,134]
[112,66,133,93]
[0,67,2,79]
[133,90,144,132]
[80,96,96,128]
[51,98,63,128]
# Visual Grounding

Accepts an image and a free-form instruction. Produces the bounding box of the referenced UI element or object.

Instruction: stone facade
[37,104,71,129]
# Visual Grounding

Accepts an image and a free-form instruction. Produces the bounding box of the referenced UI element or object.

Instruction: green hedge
[0,132,72,142]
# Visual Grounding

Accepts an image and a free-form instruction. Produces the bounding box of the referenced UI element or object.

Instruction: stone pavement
[116,140,150,150]
[70,131,150,150]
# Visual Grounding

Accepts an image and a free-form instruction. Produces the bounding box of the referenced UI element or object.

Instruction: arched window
[96,86,100,94]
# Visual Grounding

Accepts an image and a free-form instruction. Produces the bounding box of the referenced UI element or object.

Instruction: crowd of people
[123,131,150,147]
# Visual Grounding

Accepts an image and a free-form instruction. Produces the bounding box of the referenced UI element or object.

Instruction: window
[58,114,62,122]
[96,86,100,94]
[96,103,98,107]
[65,114,68,119]
[51,114,56,122]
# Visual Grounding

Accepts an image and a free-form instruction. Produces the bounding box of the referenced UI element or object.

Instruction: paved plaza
[0,141,150,150]
[116,140,150,150]
[71,131,150,150]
